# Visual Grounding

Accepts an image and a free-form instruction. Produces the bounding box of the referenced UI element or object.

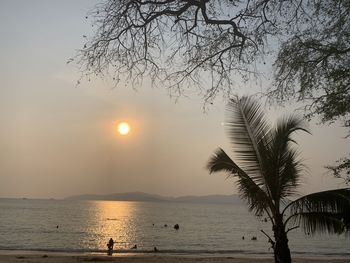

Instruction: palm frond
[225,96,271,184]
[285,188,350,234]
[207,148,271,216]
[207,148,241,175]
[293,212,346,235]
[266,115,310,201]
[237,171,272,217]
[278,149,305,198]
[273,115,310,147]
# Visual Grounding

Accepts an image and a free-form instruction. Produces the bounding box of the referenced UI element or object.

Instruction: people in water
[131,244,137,249]
[242,235,258,241]
[154,246,158,252]
[152,223,179,229]
[107,238,114,255]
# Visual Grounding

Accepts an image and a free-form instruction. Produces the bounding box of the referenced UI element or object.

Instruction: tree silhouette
[77,0,309,101]
[207,96,350,263]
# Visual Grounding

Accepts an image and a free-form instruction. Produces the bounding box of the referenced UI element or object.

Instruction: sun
[117,122,131,135]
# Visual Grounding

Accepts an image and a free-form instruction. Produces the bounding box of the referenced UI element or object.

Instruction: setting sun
[117,122,131,135]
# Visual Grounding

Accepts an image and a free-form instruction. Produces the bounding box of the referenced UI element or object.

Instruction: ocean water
[0,199,349,257]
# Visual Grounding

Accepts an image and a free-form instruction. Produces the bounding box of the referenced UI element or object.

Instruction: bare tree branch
[75,0,305,100]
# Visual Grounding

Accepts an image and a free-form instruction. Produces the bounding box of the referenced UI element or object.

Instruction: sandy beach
[1,253,350,263]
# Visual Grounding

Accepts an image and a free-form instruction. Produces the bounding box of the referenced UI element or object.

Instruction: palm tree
[207,96,350,263]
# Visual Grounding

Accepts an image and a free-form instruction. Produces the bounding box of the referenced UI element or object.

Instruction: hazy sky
[0,1,349,199]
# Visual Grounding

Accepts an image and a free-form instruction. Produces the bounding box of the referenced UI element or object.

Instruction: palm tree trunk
[273,219,292,263]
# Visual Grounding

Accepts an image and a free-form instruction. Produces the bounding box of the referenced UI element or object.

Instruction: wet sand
[0,253,349,263]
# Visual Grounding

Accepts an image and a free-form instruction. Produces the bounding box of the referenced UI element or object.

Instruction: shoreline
[1,250,350,263]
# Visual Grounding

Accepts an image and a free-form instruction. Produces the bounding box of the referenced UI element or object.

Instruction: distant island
[65,191,243,205]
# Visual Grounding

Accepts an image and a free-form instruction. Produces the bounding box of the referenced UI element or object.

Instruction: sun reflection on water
[84,201,138,250]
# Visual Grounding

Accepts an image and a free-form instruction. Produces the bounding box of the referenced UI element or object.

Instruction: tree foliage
[207,96,350,263]
[272,0,350,129]
[325,156,350,185]
[269,0,350,182]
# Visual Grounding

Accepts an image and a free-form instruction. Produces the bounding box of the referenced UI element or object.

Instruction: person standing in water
[107,238,114,255]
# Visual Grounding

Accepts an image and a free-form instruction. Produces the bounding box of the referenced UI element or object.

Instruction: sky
[0,1,349,199]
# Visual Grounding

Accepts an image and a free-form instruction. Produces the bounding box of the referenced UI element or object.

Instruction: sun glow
[117,122,131,135]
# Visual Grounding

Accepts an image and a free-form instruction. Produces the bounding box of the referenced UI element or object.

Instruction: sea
[0,198,349,257]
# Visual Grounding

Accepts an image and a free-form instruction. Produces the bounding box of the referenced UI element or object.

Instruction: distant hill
[65,192,169,202]
[65,191,242,204]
